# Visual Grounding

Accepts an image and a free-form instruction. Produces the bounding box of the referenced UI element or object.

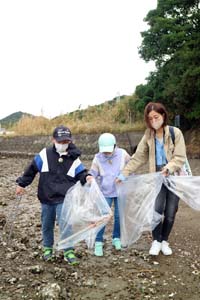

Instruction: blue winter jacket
[16,143,87,204]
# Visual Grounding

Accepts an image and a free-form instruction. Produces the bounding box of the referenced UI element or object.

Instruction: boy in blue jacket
[89,133,130,256]
[16,125,88,264]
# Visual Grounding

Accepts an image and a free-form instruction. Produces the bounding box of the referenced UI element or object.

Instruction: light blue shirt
[155,137,167,165]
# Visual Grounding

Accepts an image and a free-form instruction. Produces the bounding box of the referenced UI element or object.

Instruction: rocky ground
[0,157,200,300]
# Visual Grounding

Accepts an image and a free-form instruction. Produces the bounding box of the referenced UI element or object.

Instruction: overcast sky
[0,0,157,119]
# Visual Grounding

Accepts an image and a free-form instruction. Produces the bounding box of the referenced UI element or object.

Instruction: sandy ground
[0,157,200,300]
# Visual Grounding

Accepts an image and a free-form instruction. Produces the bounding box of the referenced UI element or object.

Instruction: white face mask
[55,143,69,153]
[151,118,164,130]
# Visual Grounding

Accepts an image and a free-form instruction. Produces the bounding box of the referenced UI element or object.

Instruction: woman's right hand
[161,167,169,177]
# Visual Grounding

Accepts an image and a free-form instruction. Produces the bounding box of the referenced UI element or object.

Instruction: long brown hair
[144,102,168,128]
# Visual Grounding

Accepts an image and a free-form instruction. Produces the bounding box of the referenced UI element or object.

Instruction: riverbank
[0,157,200,299]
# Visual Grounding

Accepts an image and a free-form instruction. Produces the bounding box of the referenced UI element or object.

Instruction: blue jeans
[153,184,179,242]
[41,203,72,250]
[96,197,120,242]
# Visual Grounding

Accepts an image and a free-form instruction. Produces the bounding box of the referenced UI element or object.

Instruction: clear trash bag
[57,180,112,250]
[118,173,200,248]
[117,173,163,247]
[164,175,200,211]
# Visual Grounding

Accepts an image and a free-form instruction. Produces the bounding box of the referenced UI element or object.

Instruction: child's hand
[16,186,25,195]
[116,173,126,184]
[115,178,122,184]
[86,175,94,184]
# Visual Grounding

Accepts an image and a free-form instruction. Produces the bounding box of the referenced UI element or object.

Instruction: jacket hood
[97,147,118,163]
[68,143,81,159]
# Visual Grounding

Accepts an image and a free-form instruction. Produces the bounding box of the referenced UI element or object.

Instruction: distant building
[0,126,6,135]
[0,123,14,135]
[0,128,6,135]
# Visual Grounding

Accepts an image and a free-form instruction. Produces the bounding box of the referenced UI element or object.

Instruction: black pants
[153,184,179,242]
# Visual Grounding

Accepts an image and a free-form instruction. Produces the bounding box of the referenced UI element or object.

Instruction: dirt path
[0,157,200,300]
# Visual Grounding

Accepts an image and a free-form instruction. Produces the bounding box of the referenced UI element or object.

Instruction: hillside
[0,111,33,128]
[8,95,146,135]
[0,95,129,132]
[2,94,198,136]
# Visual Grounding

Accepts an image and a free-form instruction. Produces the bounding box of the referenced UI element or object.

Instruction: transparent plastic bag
[57,180,112,250]
[118,173,200,248]
[174,157,192,176]
[164,175,200,211]
[117,173,163,247]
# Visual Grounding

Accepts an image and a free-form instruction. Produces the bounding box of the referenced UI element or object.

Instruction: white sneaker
[161,241,172,255]
[149,240,161,256]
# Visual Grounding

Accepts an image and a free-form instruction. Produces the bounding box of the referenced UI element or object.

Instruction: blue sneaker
[94,242,103,256]
[112,238,121,250]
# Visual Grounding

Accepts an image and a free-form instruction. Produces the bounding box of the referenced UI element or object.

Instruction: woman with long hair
[117,102,187,256]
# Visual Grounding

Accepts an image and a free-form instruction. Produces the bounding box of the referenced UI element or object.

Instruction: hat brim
[99,145,114,153]
[55,136,72,142]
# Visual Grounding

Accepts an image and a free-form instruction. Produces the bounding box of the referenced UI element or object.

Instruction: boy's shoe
[112,238,121,250]
[43,247,53,261]
[94,242,103,256]
[149,240,161,256]
[161,241,172,256]
[64,249,79,265]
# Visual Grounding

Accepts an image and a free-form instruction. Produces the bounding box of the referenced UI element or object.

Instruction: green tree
[136,0,200,125]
